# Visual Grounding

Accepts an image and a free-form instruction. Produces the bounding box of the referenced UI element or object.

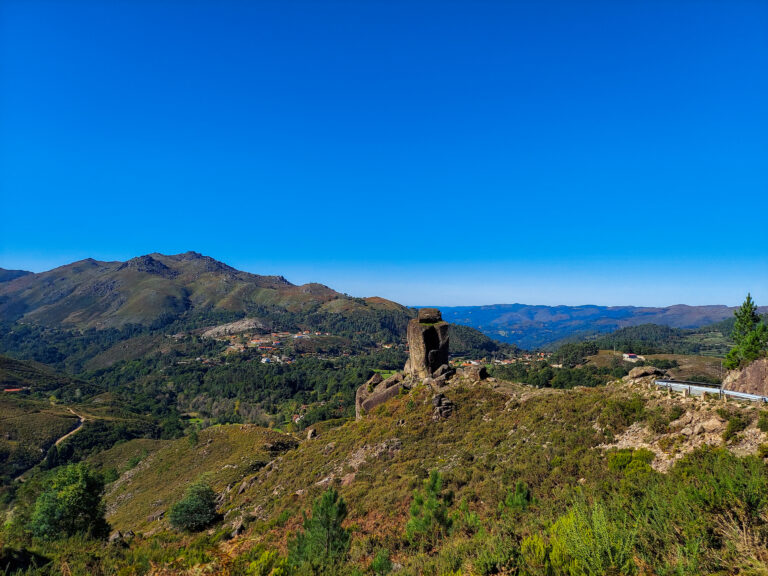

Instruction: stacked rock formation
[355,307,488,420]
[405,308,450,379]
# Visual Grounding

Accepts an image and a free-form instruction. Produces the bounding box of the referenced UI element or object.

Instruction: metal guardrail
[655,379,768,403]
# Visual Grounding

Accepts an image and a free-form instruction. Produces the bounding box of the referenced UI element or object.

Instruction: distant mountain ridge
[436,303,768,349]
[0,251,405,330]
[0,268,32,283]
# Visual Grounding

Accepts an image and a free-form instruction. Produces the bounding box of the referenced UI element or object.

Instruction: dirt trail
[14,408,87,482]
[55,408,86,446]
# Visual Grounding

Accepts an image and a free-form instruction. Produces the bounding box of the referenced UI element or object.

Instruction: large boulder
[462,365,488,382]
[628,366,664,379]
[722,357,768,396]
[418,308,443,323]
[406,310,450,379]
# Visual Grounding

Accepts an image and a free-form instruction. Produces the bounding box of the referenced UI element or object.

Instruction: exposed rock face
[356,372,406,419]
[722,358,768,396]
[418,307,443,323]
[201,317,270,338]
[407,309,450,379]
[458,365,488,382]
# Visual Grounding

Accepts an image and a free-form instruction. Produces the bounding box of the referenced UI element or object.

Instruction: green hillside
[3,377,766,575]
[0,252,414,337]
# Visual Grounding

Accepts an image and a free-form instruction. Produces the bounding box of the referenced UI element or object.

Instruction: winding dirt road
[55,408,86,446]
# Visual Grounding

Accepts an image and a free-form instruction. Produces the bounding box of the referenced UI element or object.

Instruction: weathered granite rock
[722,358,768,396]
[628,366,664,379]
[361,384,403,413]
[418,308,443,323]
[433,364,455,378]
[463,365,488,382]
[406,311,449,379]
[356,372,407,419]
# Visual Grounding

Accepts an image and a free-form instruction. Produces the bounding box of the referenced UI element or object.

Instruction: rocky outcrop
[722,358,768,396]
[201,318,270,338]
[628,366,664,379]
[356,373,406,419]
[432,393,454,420]
[406,308,450,379]
[457,365,488,382]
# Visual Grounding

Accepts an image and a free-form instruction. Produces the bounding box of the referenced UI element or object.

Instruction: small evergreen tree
[725,294,768,369]
[405,470,453,549]
[732,293,760,346]
[288,488,350,572]
[169,481,218,531]
[28,463,110,540]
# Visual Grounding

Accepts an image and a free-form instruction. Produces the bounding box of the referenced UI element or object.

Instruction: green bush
[499,481,532,512]
[722,415,748,442]
[169,481,218,532]
[370,548,392,575]
[28,463,110,540]
[549,500,637,576]
[757,411,768,433]
[246,550,287,576]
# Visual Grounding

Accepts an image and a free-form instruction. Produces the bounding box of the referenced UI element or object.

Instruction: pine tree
[725,294,767,369]
[732,293,760,346]
[405,470,453,550]
[288,488,350,572]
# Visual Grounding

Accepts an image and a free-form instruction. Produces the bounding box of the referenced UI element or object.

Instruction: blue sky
[1,0,766,306]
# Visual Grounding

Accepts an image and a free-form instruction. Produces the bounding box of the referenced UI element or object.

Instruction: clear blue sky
[1,0,766,306]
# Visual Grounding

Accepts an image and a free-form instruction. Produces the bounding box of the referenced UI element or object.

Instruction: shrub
[757,411,768,433]
[370,548,392,575]
[499,481,532,512]
[549,500,637,575]
[28,462,110,540]
[169,481,218,532]
[723,415,749,442]
[519,533,550,576]
[246,550,287,576]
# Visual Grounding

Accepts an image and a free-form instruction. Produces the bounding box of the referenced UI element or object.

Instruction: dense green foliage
[288,488,351,573]
[551,341,598,368]
[592,323,718,355]
[490,360,627,389]
[448,324,518,357]
[724,294,768,369]
[28,463,109,540]
[168,481,219,532]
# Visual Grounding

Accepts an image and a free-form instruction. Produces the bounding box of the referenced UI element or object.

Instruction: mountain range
[2,253,761,350]
[437,303,767,349]
[0,252,408,330]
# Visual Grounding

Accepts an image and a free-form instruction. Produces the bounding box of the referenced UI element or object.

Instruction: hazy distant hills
[438,303,768,349]
[0,252,408,331]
